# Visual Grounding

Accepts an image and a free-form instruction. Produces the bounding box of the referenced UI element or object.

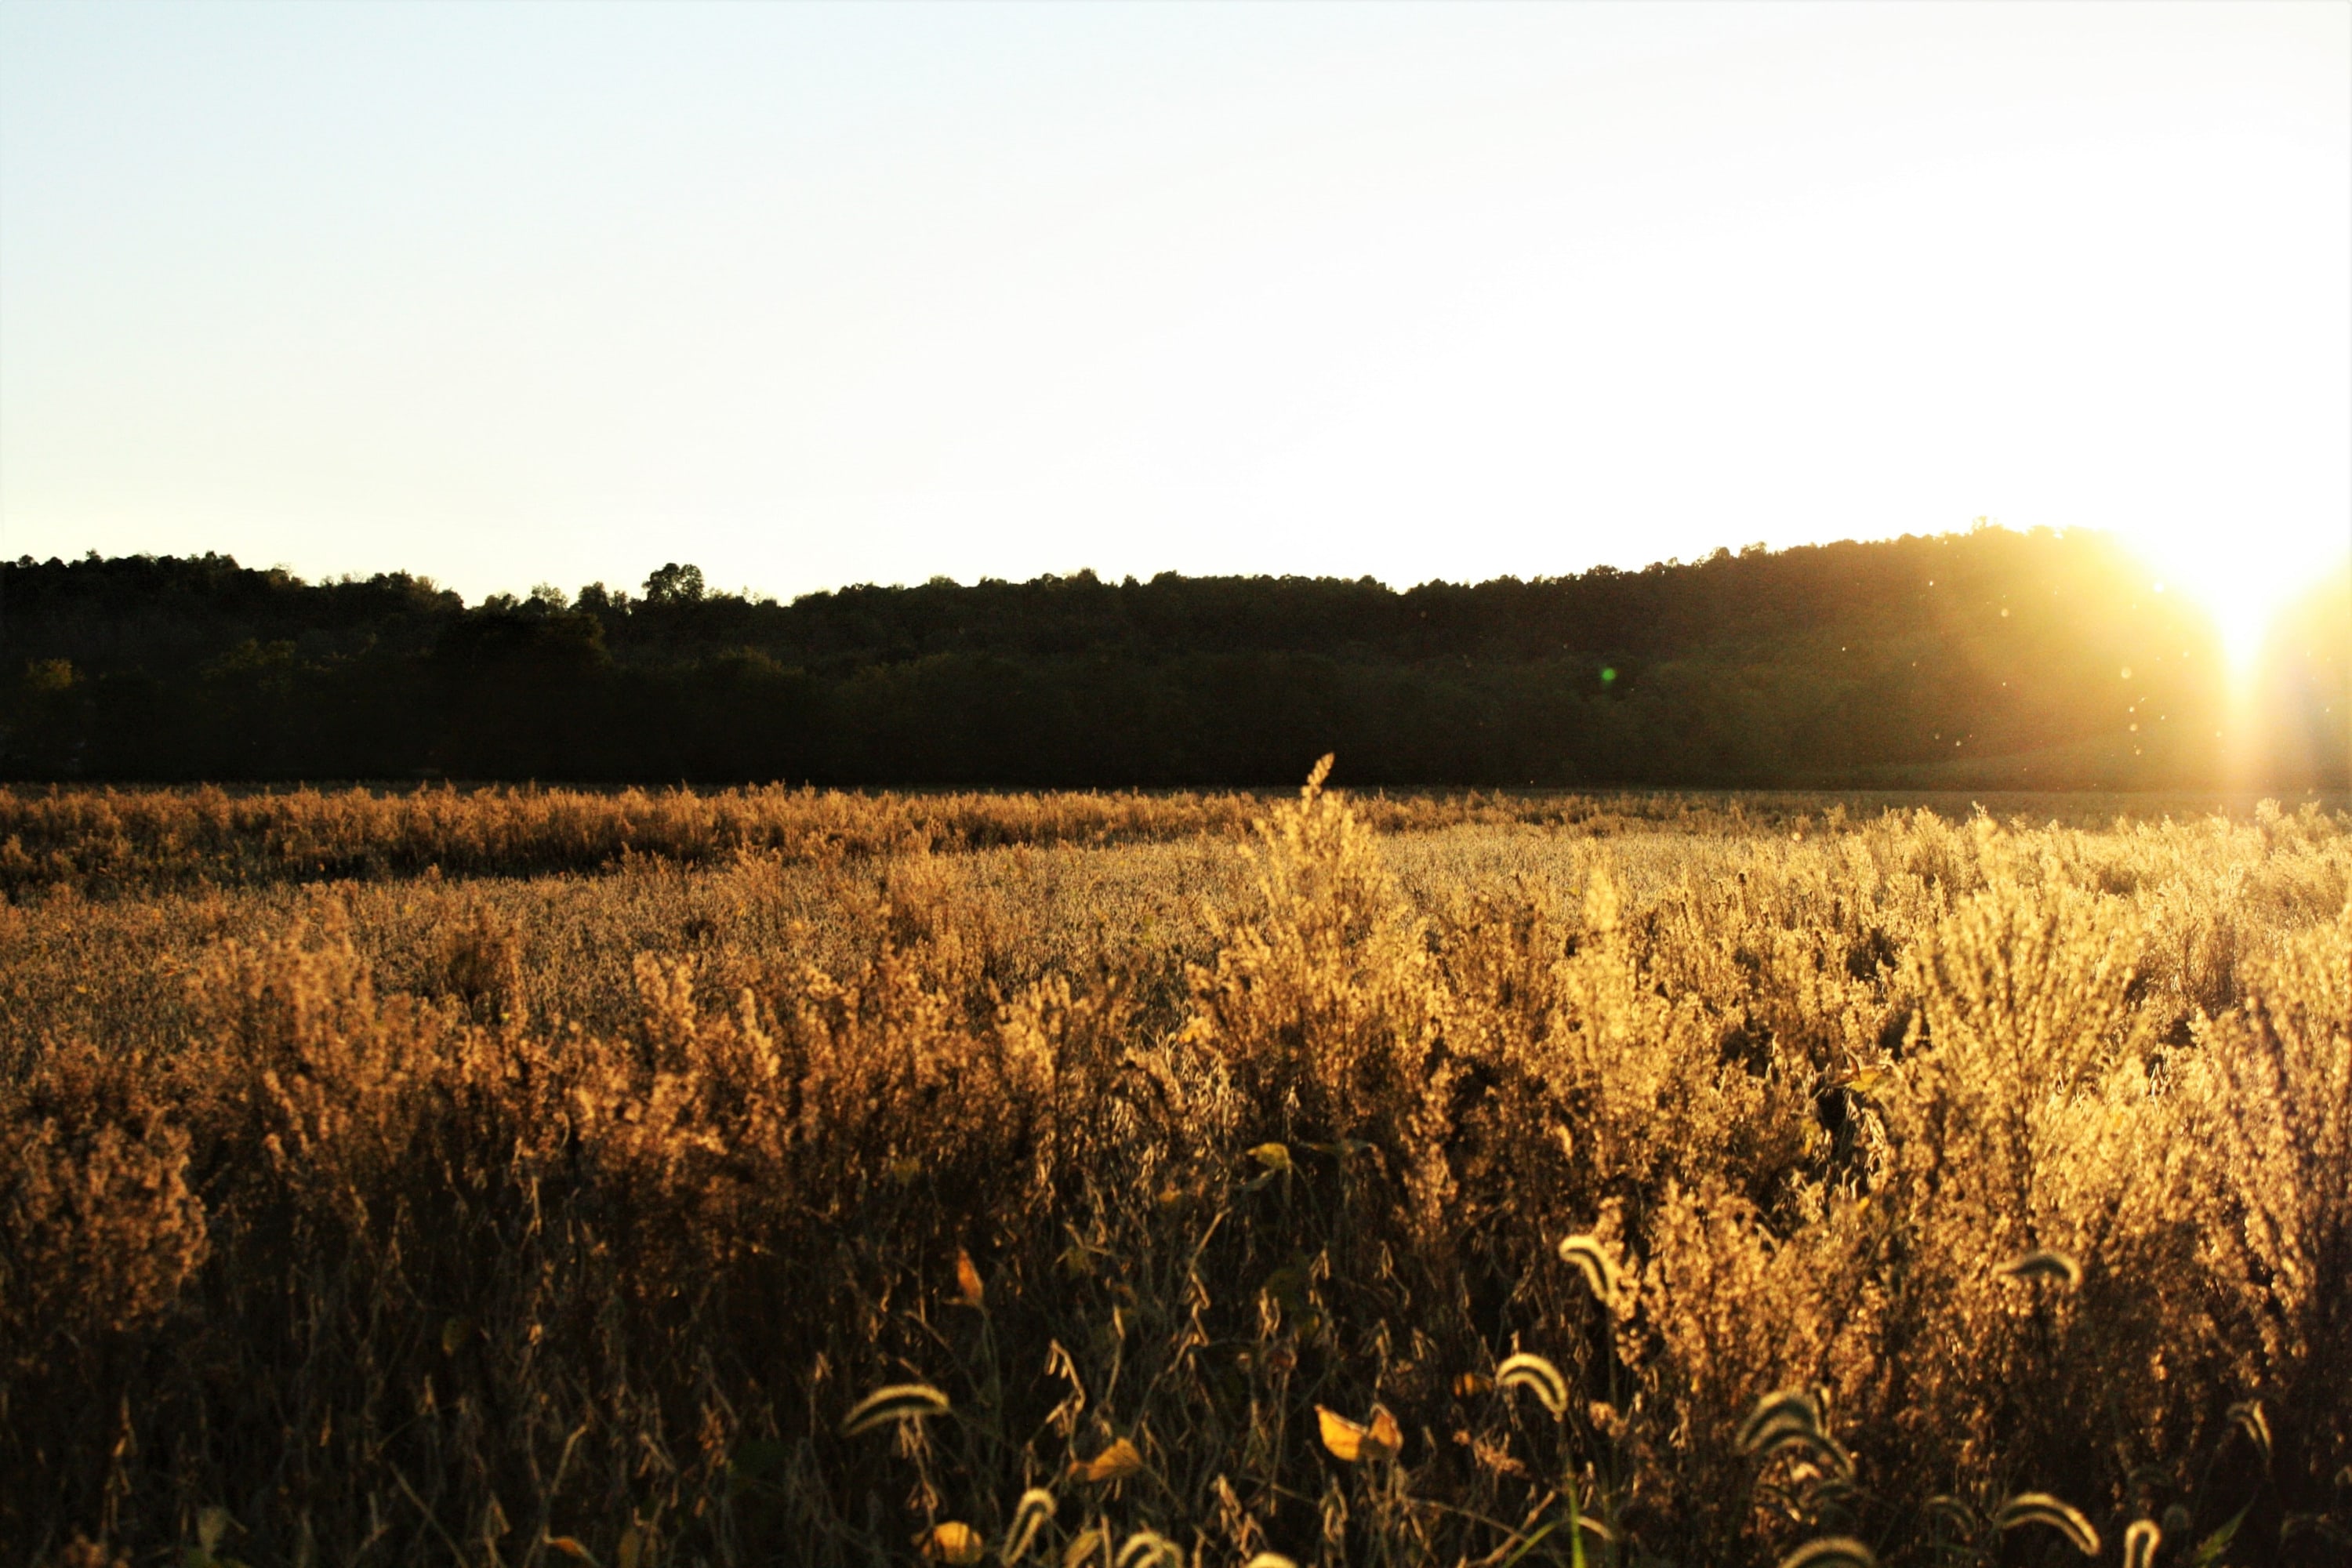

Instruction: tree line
[2,527,2342,787]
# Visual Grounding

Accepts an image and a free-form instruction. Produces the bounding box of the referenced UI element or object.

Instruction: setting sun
[2118,520,2343,676]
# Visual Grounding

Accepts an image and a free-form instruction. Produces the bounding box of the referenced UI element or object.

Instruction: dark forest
[4,526,2343,788]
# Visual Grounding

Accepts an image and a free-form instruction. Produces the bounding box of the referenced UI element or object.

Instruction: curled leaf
[1995,1493,2100,1557]
[917,1522,985,1565]
[841,1382,951,1436]
[1495,1352,1569,1417]
[1248,1142,1292,1174]
[1072,1436,1145,1483]
[2122,1519,2161,1568]
[1316,1403,1403,1462]
[1062,1526,1108,1568]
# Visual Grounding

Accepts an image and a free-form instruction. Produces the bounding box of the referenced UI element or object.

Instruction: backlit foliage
[2,776,2347,1564]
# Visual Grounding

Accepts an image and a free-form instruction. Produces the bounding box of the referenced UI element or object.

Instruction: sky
[2,2,2347,645]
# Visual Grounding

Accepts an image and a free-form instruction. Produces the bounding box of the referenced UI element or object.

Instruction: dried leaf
[1316,1404,1401,1462]
[954,1249,985,1308]
[1073,1436,1145,1483]
[917,1522,985,1565]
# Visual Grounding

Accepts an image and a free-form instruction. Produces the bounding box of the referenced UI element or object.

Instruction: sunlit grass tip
[1776,1537,1878,1568]
[1994,1493,2100,1557]
[841,1382,951,1436]
[1494,1352,1569,1418]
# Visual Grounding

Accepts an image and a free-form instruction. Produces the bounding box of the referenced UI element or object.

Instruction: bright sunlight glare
[2117,519,2347,677]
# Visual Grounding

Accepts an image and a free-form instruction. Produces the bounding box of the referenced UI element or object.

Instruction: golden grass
[2,775,2347,1565]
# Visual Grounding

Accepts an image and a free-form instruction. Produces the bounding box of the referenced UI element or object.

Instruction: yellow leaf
[1316,1404,1401,1462]
[441,1316,474,1355]
[1072,1436,1145,1483]
[1316,1406,1364,1461]
[1452,1373,1492,1397]
[1064,1526,1109,1568]
[954,1248,985,1308]
[1248,1142,1291,1173]
[616,1526,644,1568]
[918,1522,985,1565]
[545,1537,597,1565]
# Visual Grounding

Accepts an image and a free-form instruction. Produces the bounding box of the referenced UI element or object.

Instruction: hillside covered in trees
[2,527,2343,788]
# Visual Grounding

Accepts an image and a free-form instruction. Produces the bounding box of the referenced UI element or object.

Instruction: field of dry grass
[3,773,2347,1567]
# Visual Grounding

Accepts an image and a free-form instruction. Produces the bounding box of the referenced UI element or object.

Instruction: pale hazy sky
[2,2,2346,641]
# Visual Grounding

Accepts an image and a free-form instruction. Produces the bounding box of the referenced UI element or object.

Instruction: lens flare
[2118,524,2345,678]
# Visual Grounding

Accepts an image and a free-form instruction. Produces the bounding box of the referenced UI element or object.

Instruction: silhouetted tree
[2,532,2339,787]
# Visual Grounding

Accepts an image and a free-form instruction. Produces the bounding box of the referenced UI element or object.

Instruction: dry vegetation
[0,782,2287,896]
[2,772,2347,1567]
